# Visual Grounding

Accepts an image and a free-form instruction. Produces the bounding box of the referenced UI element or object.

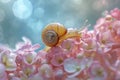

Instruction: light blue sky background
[0,0,120,49]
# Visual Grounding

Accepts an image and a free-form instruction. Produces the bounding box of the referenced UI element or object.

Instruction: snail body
[42,23,81,47]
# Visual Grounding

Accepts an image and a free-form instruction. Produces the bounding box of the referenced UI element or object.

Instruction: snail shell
[42,23,67,47]
[42,23,81,47]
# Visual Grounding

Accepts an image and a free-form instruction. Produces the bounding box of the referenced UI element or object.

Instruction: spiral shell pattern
[42,23,67,47]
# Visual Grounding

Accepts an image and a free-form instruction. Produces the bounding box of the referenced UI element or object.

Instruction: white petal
[64,58,78,73]
[39,64,53,78]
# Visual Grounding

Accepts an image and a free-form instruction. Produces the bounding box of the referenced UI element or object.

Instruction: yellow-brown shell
[42,23,67,47]
[42,23,81,47]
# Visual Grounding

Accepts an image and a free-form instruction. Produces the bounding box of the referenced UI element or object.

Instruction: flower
[23,51,37,65]
[80,29,97,52]
[102,49,120,72]
[110,8,120,20]
[63,58,80,73]
[1,50,17,71]
[35,50,47,66]
[61,39,75,52]
[15,37,40,54]
[22,65,36,77]
[88,61,107,80]
[38,64,53,79]
[0,63,8,80]
[51,53,66,66]
[61,38,81,57]
[112,21,120,42]
[46,46,64,62]
[54,69,65,80]
[63,57,92,78]
[48,46,63,55]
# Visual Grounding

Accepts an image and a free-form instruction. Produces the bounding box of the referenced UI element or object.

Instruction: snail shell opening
[42,30,59,47]
[42,23,67,47]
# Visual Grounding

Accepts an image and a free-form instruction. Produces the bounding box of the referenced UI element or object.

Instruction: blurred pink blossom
[110,8,120,20]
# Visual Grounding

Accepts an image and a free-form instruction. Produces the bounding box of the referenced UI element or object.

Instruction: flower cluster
[0,8,120,80]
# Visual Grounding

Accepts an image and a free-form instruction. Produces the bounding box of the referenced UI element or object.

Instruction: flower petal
[64,58,78,73]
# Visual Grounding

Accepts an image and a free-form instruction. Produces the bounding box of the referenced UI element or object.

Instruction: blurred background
[0,0,120,49]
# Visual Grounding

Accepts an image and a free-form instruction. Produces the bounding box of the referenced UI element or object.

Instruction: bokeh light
[12,0,33,19]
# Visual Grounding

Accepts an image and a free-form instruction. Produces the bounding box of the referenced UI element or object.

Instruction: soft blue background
[0,0,120,49]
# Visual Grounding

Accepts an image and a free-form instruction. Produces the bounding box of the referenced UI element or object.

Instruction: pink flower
[15,51,38,74]
[95,31,115,54]
[112,21,120,42]
[61,39,75,52]
[80,29,97,51]
[38,64,54,79]
[96,30,113,44]
[46,46,64,62]
[81,38,97,51]
[63,58,81,74]
[15,37,40,54]
[94,15,113,34]
[63,57,92,78]
[34,50,47,68]
[48,46,63,55]
[81,28,95,40]
[54,68,65,80]
[0,45,10,53]
[88,61,107,80]
[37,50,47,63]
[102,49,120,74]
[23,51,37,65]
[1,50,17,71]
[61,39,81,56]
[15,54,23,71]
[51,53,66,66]
[22,64,36,77]
[110,8,120,20]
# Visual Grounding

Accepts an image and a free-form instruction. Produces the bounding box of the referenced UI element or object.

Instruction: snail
[42,23,81,47]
